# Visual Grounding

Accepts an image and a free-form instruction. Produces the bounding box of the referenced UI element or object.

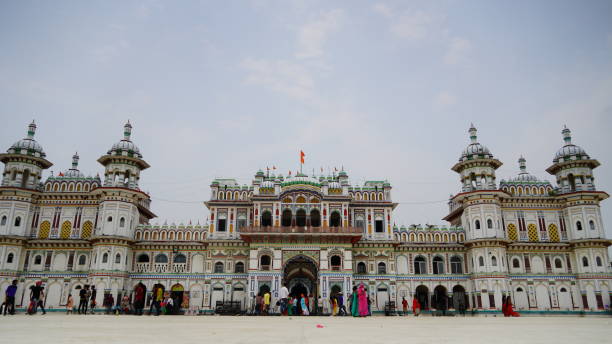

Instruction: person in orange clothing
[412,297,421,316]
[402,297,408,315]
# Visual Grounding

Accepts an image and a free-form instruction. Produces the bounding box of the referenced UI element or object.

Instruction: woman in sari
[351,286,359,317]
[503,296,520,317]
[300,294,309,315]
[413,297,421,316]
[358,285,368,316]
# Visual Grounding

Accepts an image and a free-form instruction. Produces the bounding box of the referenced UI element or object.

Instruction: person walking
[351,286,359,317]
[36,287,47,315]
[66,294,74,314]
[28,281,44,315]
[78,285,88,314]
[263,290,271,315]
[279,284,289,315]
[358,285,368,317]
[402,297,408,315]
[413,297,421,316]
[3,280,17,315]
[104,294,114,315]
[338,292,347,316]
[89,286,97,314]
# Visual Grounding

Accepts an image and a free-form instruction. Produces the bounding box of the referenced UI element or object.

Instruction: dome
[281,173,321,187]
[106,121,143,159]
[459,124,493,161]
[7,121,46,158]
[553,126,589,163]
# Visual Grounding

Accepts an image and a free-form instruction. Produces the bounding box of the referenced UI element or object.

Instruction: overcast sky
[1,1,611,241]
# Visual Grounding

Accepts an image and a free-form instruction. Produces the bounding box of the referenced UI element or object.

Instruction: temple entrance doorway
[283,255,318,314]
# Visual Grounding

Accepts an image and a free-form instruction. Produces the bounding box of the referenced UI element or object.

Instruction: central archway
[283,255,319,313]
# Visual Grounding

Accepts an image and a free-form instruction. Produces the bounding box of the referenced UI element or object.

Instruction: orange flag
[300,150,305,164]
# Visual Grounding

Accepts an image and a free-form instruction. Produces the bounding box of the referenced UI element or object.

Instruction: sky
[0,0,611,242]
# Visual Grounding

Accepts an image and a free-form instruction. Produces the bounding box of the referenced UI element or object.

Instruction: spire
[518,155,527,173]
[72,152,79,169]
[562,125,571,145]
[468,123,477,144]
[27,120,36,139]
[123,120,132,141]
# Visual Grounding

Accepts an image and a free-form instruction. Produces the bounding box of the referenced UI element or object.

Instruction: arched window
[281,209,292,227]
[582,256,589,267]
[491,256,498,267]
[155,254,168,263]
[330,211,341,227]
[576,221,583,231]
[414,256,426,274]
[6,253,14,263]
[136,253,149,263]
[21,169,30,188]
[115,253,121,264]
[260,255,271,270]
[554,258,562,269]
[14,216,21,227]
[568,174,576,191]
[296,209,306,227]
[261,211,272,227]
[512,258,520,268]
[589,220,596,230]
[596,256,603,267]
[78,255,87,265]
[478,256,485,267]
[214,261,224,273]
[377,262,387,274]
[119,217,126,228]
[174,254,187,264]
[433,256,444,274]
[310,209,321,227]
[235,261,245,273]
[475,220,481,230]
[357,262,367,274]
[102,253,109,263]
[0,216,6,226]
[450,256,462,274]
[487,219,493,229]
[330,255,342,270]
[107,216,113,223]
[34,255,42,265]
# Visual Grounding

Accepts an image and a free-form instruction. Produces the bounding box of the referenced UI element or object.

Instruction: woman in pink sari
[358,284,368,316]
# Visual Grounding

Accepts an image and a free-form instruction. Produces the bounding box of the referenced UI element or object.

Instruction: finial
[468,123,477,144]
[27,120,37,139]
[562,125,571,145]
[72,152,79,169]
[518,156,526,172]
[123,120,133,141]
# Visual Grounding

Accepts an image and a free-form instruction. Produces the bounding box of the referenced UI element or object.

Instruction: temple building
[0,121,610,314]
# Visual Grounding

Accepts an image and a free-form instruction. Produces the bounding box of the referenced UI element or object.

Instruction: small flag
[289,171,292,176]
[273,166,276,170]
[300,150,305,164]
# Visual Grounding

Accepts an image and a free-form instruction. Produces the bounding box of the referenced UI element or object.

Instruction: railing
[519,232,528,241]
[135,263,149,273]
[172,263,188,273]
[240,226,363,234]
[134,263,188,273]
[153,263,168,273]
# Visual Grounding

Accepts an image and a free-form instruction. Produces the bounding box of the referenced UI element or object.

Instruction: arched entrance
[283,255,318,314]
[432,286,448,313]
[415,285,429,310]
[452,285,468,313]
[171,284,184,314]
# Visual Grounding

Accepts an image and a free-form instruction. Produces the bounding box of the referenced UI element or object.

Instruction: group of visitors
[276,284,313,316]
[349,284,371,317]
[253,289,272,315]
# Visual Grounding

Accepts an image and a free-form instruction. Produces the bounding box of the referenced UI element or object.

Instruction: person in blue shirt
[4,280,18,315]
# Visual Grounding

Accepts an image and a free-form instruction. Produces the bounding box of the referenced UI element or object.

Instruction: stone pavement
[0,314,610,344]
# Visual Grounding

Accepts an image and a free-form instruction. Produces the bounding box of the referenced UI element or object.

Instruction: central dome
[281,173,321,187]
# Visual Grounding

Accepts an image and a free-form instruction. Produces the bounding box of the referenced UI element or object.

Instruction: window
[554,258,562,269]
[478,256,485,267]
[115,253,121,264]
[281,209,292,227]
[377,262,387,274]
[589,220,596,230]
[102,253,109,263]
[330,211,341,227]
[235,262,245,273]
[374,219,384,233]
[475,220,481,230]
[516,287,524,292]
[174,254,187,264]
[491,256,498,267]
[6,253,14,263]
[107,216,113,223]
[512,258,520,268]
[433,256,444,274]
[296,209,306,227]
[14,216,21,227]
[487,219,493,229]
[34,255,42,265]
[155,254,168,263]
[582,256,589,267]
[355,215,364,231]
[119,217,126,228]
[330,255,341,270]
[414,256,426,274]
[560,288,567,292]
[310,209,321,227]
[214,262,224,273]
[260,255,271,270]
[78,255,87,265]
[217,218,227,232]
[237,216,247,230]
[261,211,272,227]
[0,216,6,226]
[576,221,582,231]
[450,256,462,274]
[357,262,367,274]
[596,256,603,267]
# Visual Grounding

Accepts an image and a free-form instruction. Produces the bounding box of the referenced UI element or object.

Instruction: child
[66,294,74,314]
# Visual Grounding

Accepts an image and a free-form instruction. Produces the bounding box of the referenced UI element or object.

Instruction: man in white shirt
[279,284,289,315]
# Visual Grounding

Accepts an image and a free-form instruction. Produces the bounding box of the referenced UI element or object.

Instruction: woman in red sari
[503,296,520,317]
[412,297,421,316]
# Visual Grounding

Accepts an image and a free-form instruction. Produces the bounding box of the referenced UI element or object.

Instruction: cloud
[444,37,471,65]
[373,4,433,40]
[295,9,345,59]
[434,91,457,109]
[240,58,315,100]
[373,3,393,17]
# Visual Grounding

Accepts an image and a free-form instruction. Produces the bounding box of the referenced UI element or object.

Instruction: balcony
[172,263,188,273]
[240,226,363,234]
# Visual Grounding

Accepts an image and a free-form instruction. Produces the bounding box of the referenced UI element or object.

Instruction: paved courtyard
[0,314,610,344]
